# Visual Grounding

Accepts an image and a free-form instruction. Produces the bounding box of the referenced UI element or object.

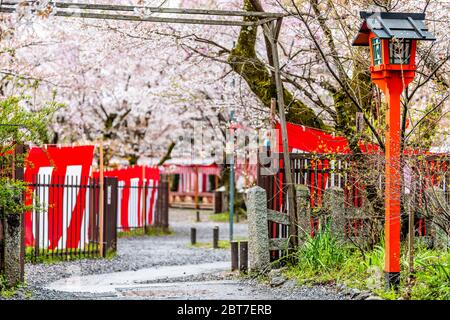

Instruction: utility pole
[263,21,298,247]
[229,110,236,241]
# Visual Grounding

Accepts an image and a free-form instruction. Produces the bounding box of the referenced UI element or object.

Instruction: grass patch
[118,226,174,238]
[190,240,231,249]
[25,244,103,264]
[0,275,30,299]
[189,237,248,250]
[209,210,247,223]
[283,225,450,300]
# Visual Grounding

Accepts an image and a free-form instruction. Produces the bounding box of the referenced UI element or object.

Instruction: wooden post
[213,226,219,249]
[141,165,146,232]
[194,166,200,220]
[231,241,239,271]
[103,177,118,256]
[239,241,248,273]
[98,142,105,257]
[263,21,297,247]
[160,175,170,229]
[191,227,197,245]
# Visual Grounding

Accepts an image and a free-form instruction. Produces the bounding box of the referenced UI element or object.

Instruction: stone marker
[4,213,24,287]
[247,186,270,273]
[295,184,310,244]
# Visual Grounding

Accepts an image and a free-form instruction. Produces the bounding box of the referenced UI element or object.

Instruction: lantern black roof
[353,11,436,46]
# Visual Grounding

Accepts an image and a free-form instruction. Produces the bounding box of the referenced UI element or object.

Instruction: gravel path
[3,209,348,300]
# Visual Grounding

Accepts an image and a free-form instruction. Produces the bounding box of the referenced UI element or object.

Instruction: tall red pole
[353,11,435,289]
[383,76,403,287]
[373,71,415,288]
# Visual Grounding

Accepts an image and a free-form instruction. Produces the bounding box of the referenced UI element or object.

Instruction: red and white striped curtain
[24,145,95,250]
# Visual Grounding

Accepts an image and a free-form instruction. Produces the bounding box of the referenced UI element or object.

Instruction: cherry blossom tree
[1,0,448,165]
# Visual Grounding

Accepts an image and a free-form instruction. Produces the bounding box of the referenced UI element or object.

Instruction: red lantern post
[353,11,435,288]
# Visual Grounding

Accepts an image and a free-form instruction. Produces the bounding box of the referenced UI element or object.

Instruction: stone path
[4,209,348,300]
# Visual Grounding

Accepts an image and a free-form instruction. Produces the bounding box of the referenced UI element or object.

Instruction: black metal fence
[26,176,118,262]
[117,174,169,232]
[2,157,171,263]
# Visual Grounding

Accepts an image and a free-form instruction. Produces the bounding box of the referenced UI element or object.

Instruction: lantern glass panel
[389,39,411,64]
[371,38,383,65]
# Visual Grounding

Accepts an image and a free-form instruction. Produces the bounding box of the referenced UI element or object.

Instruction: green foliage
[295,224,346,272]
[407,247,450,300]
[0,274,29,299]
[118,226,174,238]
[0,96,58,219]
[189,240,231,249]
[189,237,247,250]
[0,178,31,217]
[0,275,17,299]
[285,228,449,299]
[25,244,102,264]
[0,96,61,147]
[208,210,247,223]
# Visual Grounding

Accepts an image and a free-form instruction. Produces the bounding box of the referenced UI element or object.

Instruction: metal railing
[26,176,118,261]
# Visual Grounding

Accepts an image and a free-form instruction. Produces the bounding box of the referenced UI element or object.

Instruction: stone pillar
[3,213,24,287]
[247,186,270,272]
[323,187,346,237]
[295,184,310,244]
[425,187,449,250]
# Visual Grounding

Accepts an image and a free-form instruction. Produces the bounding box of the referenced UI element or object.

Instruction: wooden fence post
[239,241,248,273]
[142,165,146,231]
[158,175,169,229]
[247,186,270,272]
[213,226,219,249]
[214,191,222,214]
[231,241,239,271]
[98,142,105,257]
[156,174,169,229]
[103,177,118,257]
[191,227,196,245]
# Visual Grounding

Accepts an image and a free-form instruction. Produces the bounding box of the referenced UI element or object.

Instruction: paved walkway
[17,209,347,300]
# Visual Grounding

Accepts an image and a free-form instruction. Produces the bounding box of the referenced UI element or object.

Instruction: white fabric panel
[57,165,82,249]
[198,172,203,193]
[129,178,140,228]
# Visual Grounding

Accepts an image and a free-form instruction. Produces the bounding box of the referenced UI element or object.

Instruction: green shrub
[285,231,450,300]
[296,224,346,272]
